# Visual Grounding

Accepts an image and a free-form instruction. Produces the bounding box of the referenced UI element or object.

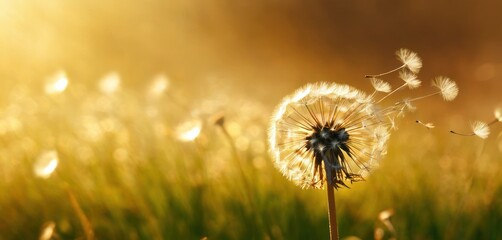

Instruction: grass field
[0,73,500,239]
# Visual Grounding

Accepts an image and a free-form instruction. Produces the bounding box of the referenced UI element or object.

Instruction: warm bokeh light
[176,119,202,142]
[99,72,121,94]
[33,150,59,179]
[148,74,170,97]
[44,70,69,94]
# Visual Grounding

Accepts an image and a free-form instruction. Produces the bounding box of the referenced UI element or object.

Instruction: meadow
[0,70,500,239]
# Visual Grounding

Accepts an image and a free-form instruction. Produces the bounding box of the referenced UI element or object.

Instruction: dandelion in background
[38,221,56,240]
[99,72,121,94]
[34,150,59,179]
[45,70,69,94]
[176,119,202,142]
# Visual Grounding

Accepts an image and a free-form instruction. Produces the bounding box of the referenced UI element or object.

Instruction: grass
[0,79,501,239]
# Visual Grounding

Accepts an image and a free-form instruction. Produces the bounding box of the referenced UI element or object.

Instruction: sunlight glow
[148,74,170,97]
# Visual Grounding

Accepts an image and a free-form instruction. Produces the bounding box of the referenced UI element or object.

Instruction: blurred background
[0,1,501,239]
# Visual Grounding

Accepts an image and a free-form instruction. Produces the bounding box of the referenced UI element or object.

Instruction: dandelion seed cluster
[268,83,391,189]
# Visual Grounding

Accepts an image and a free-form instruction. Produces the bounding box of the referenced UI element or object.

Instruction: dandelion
[34,150,59,179]
[365,48,422,78]
[377,71,421,103]
[450,120,490,139]
[269,82,396,240]
[38,221,56,240]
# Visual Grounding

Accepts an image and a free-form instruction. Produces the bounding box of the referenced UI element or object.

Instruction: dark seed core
[305,126,349,152]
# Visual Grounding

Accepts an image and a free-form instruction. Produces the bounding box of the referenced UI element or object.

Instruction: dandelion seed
[432,76,458,101]
[268,82,390,189]
[396,48,422,74]
[472,121,490,139]
[176,119,202,142]
[398,71,421,89]
[45,70,69,94]
[450,120,490,139]
[370,78,392,93]
[365,48,422,78]
[416,120,435,129]
[34,150,59,179]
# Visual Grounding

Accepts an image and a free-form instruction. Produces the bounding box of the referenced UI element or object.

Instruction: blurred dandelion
[99,72,121,94]
[176,119,202,142]
[45,70,69,94]
[451,121,490,139]
[34,150,59,179]
[378,208,396,236]
[495,107,502,122]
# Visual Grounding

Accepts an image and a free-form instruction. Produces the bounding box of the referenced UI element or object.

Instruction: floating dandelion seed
[99,72,121,94]
[176,119,202,142]
[396,48,423,74]
[472,121,490,139]
[45,70,69,94]
[416,120,435,129]
[365,48,422,78]
[450,120,490,139]
[399,71,421,89]
[34,150,59,179]
[432,76,459,101]
[269,82,391,189]
[370,78,392,93]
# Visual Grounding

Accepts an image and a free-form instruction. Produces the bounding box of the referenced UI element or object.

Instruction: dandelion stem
[377,83,407,103]
[365,64,405,78]
[449,130,475,137]
[327,185,339,240]
[407,91,440,102]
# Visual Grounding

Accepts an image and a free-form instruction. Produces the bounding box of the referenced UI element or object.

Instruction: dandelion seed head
[370,78,392,93]
[396,48,422,73]
[268,82,390,189]
[471,121,490,139]
[398,71,421,89]
[432,76,458,101]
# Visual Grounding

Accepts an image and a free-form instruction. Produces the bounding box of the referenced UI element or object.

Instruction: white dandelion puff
[432,76,459,101]
[176,119,202,142]
[398,71,421,89]
[45,70,69,94]
[370,78,392,93]
[471,121,490,139]
[34,150,59,179]
[268,82,391,189]
[416,120,435,129]
[396,48,423,74]
[494,107,502,122]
